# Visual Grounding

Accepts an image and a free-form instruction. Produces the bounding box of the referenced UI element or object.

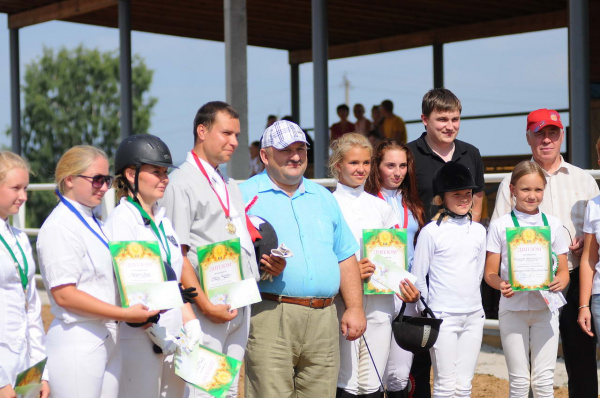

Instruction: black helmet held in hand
[392,298,443,354]
[115,134,175,175]
[432,161,478,197]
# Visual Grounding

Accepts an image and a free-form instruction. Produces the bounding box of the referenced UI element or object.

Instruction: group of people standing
[1,88,599,398]
[330,100,407,146]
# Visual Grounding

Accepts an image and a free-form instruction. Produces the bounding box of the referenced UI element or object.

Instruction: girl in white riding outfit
[37,146,159,398]
[364,140,426,398]
[330,134,420,398]
[0,152,49,398]
[485,161,568,398]
[106,135,202,398]
[411,161,487,398]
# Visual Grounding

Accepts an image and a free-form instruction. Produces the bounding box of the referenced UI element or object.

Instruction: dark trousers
[559,267,598,398]
[408,350,431,398]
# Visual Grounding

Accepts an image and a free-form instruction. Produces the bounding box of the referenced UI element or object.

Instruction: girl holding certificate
[485,161,569,397]
[364,140,425,397]
[0,152,49,398]
[37,146,159,398]
[329,134,420,398]
[411,161,487,398]
[106,135,201,398]
[579,139,600,339]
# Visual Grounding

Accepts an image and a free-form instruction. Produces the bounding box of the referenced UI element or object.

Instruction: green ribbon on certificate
[0,229,29,292]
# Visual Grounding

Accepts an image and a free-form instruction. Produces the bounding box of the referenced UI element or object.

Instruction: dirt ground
[41,306,569,397]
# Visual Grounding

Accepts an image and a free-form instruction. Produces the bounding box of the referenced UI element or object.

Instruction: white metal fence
[26,170,600,330]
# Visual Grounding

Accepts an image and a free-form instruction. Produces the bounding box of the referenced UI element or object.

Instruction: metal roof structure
[1,0,595,175]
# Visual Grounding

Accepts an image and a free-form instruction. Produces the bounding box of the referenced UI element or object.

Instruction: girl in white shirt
[579,139,600,343]
[329,134,420,398]
[106,135,201,398]
[485,161,569,398]
[0,152,49,398]
[365,140,426,397]
[412,161,487,398]
[37,146,160,398]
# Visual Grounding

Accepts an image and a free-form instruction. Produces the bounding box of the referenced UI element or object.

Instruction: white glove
[145,324,178,355]
[184,319,203,348]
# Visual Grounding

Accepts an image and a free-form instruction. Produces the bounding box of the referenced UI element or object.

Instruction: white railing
[27,170,600,330]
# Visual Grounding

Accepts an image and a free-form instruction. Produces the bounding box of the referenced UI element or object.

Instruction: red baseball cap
[526,109,563,133]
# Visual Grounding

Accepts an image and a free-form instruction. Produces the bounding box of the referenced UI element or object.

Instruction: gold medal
[226,221,236,235]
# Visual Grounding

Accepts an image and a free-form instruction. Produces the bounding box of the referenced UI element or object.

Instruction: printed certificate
[197,238,261,309]
[14,357,46,398]
[507,226,553,291]
[175,344,242,398]
[110,241,183,310]
[363,229,408,295]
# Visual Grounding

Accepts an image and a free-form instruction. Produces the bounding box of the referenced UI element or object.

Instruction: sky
[0,14,569,166]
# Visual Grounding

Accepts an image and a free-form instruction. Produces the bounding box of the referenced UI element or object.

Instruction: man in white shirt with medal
[161,101,285,398]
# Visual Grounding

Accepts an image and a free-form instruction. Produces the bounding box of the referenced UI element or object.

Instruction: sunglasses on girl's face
[76,174,114,189]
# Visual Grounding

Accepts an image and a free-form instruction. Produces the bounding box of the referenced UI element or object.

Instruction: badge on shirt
[167,235,179,247]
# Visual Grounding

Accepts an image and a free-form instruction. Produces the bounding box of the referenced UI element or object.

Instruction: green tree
[14,45,157,227]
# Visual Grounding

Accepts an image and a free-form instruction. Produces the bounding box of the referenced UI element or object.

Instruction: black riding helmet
[114,134,177,198]
[431,161,478,198]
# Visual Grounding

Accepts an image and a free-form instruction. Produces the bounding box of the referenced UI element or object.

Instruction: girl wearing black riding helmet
[105,135,202,398]
[410,161,487,398]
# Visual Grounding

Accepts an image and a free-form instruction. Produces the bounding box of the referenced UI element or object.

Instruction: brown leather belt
[260,293,335,309]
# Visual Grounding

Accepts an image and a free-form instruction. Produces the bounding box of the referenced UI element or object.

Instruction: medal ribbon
[511,210,548,227]
[126,197,172,265]
[191,151,231,220]
[0,228,29,292]
[55,189,109,249]
[378,191,408,229]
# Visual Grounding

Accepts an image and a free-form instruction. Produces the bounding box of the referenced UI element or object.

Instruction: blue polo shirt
[240,171,358,298]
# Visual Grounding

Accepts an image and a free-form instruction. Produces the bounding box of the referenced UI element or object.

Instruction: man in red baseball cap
[492,108,600,398]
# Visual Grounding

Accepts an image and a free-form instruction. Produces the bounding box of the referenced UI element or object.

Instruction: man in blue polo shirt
[240,120,366,398]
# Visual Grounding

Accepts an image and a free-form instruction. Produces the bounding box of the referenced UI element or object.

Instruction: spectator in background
[331,104,356,143]
[367,131,381,148]
[266,114,277,128]
[353,103,372,136]
[380,99,407,143]
[371,105,383,136]
[249,141,264,177]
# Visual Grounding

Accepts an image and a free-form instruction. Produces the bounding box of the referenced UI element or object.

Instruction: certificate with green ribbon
[110,241,183,310]
[14,357,46,398]
[363,229,408,295]
[175,344,242,398]
[507,226,553,291]
[197,238,260,309]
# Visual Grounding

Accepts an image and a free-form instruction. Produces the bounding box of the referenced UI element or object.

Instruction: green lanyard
[127,197,171,265]
[511,210,558,274]
[0,227,29,292]
[511,210,548,228]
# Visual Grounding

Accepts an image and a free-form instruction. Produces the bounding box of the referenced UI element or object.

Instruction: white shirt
[0,218,46,386]
[491,157,599,270]
[105,197,184,339]
[185,153,255,258]
[412,217,487,313]
[487,208,569,311]
[332,182,399,258]
[37,197,117,324]
[583,195,600,294]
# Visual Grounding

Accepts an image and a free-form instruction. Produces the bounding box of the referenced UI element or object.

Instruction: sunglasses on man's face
[76,174,114,189]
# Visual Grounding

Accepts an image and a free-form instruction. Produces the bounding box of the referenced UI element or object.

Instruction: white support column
[224,0,249,179]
